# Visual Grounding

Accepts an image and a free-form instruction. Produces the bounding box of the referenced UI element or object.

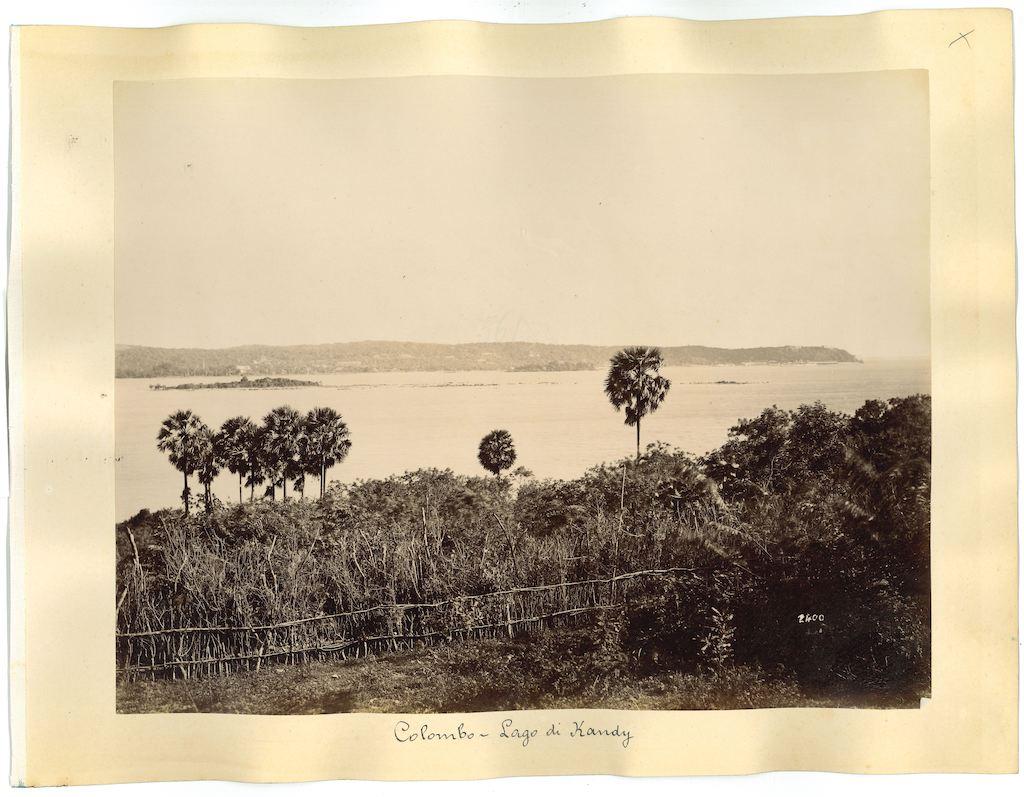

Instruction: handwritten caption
[394,718,634,749]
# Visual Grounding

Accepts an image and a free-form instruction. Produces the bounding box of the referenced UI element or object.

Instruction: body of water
[115,359,929,520]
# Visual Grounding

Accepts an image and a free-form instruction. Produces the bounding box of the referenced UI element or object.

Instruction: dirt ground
[116,630,887,715]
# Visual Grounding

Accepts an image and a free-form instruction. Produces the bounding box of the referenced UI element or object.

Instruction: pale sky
[114,72,930,358]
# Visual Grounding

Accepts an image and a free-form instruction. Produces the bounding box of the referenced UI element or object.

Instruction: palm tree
[604,346,672,459]
[243,424,266,501]
[286,442,308,499]
[261,405,303,501]
[292,432,318,499]
[215,416,256,504]
[195,425,220,513]
[156,410,206,513]
[478,429,517,476]
[303,407,353,498]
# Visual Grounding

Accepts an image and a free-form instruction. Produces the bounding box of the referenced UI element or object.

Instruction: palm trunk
[636,419,641,460]
[238,474,243,504]
[250,481,255,502]
[182,470,190,514]
[320,459,326,499]
[282,477,288,501]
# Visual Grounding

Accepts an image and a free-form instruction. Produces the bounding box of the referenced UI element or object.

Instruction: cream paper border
[8,11,1018,784]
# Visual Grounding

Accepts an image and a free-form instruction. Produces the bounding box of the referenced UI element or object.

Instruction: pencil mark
[949,30,974,48]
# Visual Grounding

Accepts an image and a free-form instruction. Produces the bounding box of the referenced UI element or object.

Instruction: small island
[149,376,321,391]
[509,361,595,373]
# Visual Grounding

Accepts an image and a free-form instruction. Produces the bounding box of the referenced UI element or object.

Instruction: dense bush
[698,395,931,696]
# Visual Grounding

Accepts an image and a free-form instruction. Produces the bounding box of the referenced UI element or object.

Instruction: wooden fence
[116,567,703,680]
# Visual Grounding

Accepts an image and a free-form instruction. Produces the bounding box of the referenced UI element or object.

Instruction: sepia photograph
[113,71,931,715]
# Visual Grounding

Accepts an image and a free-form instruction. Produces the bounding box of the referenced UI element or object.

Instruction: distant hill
[115,342,860,378]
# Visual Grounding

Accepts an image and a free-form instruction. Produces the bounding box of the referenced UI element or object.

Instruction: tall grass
[117,453,736,677]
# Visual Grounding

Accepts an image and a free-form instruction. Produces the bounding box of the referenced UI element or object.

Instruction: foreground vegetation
[118,394,930,711]
[118,629,844,714]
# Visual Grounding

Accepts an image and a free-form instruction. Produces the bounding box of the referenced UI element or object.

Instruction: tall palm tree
[195,425,220,513]
[604,346,672,459]
[156,410,206,513]
[478,429,516,477]
[261,405,303,501]
[215,416,256,504]
[303,407,353,498]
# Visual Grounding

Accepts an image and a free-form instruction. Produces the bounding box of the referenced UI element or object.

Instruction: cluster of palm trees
[156,345,671,513]
[157,405,351,513]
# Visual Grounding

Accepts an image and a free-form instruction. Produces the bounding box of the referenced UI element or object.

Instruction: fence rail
[116,567,703,680]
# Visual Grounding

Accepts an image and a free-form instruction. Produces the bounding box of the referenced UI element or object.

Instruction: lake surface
[115,359,930,521]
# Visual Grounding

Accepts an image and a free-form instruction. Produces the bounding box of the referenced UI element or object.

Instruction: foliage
[478,429,517,476]
[155,410,207,513]
[215,416,257,503]
[302,407,353,498]
[157,405,354,508]
[194,424,221,513]
[697,394,932,693]
[604,347,672,456]
[261,405,303,500]
[701,401,848,501]
[513,443,721,537]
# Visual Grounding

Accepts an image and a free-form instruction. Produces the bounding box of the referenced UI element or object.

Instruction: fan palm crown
[261,405,303,500]
[604,346,672,458]
[156,409,207,513]
[303,406,353,498]
[215,416,255,504]
[478,429,517,476]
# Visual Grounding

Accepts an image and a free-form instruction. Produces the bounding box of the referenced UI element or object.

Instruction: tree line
[157,406,353,512]
[156,346,675,512]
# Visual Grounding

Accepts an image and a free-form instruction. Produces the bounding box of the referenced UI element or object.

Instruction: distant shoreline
[116,341,863,378]
[115,360,881,382]
[118,361,871,382]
